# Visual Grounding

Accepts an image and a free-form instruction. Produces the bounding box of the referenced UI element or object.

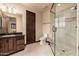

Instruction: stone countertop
[0,34,24,39]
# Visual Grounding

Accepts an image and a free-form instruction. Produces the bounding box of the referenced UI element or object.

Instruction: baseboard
[35,40,40,43]
[2,49,25,56]
[25,40,40,45]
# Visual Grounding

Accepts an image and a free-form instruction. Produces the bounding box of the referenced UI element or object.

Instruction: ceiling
[0,3,77,14]
[21,3,76,12]
[21,3,52,12]
[55,3,77,13]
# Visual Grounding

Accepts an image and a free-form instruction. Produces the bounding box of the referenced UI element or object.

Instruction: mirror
[8,17,16,33]
[0,15,16,33]
[0,17,2,28]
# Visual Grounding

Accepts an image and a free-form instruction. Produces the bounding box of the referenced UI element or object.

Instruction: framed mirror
[0,17,2,28]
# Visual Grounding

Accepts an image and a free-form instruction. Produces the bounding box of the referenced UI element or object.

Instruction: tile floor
[10,42,53,56]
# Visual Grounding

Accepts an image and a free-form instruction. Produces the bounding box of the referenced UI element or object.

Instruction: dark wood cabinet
[8,37,16,54]
[3,38,9,55]
[0,35,25,56]
[16,36,25,51]
[0,40,3,55]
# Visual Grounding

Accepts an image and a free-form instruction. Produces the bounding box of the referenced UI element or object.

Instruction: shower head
[74,5,77,10]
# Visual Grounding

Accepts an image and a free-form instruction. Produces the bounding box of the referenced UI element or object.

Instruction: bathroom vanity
[0,11,25,56]
[0,33,25,56]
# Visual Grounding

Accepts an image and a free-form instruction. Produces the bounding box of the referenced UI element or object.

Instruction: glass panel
[55,18,58,27]
[50,3,56,56]
[55,3,77,56]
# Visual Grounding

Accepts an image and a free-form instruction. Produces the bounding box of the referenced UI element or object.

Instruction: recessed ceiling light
[57,4,61,6]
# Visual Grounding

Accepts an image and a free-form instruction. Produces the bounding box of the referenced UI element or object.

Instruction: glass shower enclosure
[50,3,77,56]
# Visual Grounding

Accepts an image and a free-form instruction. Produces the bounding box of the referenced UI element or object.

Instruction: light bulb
[1,5,7,12]
[13,8,17,14]
[8,7,12,13]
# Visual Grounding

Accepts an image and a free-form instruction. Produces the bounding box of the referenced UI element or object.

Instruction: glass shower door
[55,3,77,56]
[50,3,57,56]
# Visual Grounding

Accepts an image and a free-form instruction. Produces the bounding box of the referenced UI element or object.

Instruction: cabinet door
[13,37,17,52]
[16,36,25,51]
[4,39,9,55]
[0,39,9,56]
[2,37,16,55]
[0,40,2,55]
[8,37,15,53]
[1,38,13,55]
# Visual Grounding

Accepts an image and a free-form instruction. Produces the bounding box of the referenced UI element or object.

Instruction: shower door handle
[52,26,57,32]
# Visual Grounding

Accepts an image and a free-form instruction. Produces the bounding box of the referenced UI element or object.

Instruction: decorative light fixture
[1,5,7,12]
[12,8,17,14]
[8,7,12,13]
[0,4,17,14]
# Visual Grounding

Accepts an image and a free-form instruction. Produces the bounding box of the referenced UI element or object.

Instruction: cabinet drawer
[17,45,25,51]
[0,49,2,54]
[0,40,3,55]
[0,41,2,49]
[17,40,24,45]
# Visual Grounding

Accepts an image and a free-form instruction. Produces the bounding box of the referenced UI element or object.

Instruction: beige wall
[36,12,43,41]
[77,4,79,55]
[16,15,23,32]
[42,8,51,36]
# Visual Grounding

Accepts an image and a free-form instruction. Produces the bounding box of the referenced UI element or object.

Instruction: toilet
[39,34,48,45]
